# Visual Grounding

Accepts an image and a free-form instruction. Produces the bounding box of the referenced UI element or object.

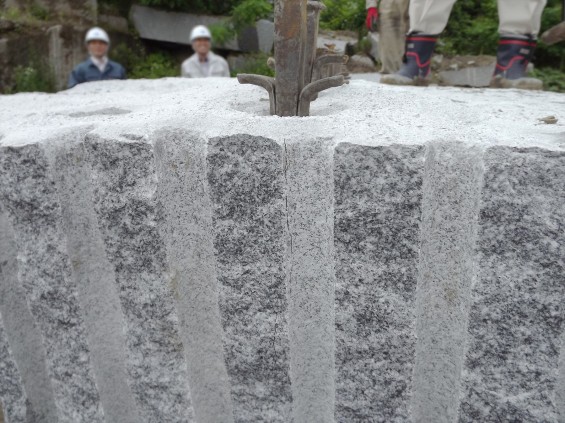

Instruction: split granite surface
[0,78,564,422]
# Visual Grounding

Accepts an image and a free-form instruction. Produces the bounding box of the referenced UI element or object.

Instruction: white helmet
[85,27,110,44]
[190,25,212,43]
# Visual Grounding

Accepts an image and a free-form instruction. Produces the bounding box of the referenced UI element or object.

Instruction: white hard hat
[85,27,110,44]
[190,25,212,43]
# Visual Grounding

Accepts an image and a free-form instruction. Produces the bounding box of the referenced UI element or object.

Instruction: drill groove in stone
[0,144,104,423]
[459,147,565,422]
[84,135,194,422]
[411,142,484,423]
[50,137,141,423]
[0,210,58,423]
[154,129,234,423]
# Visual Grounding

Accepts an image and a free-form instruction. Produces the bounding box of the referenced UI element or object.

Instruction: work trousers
[379,0,410,73]
[409,0,547,36]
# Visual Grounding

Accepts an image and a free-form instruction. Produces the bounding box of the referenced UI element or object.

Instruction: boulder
[130,5,274,54]
[0,78,563,422]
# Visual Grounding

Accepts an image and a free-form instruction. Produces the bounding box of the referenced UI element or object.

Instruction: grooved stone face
[0,314,26,423]
[84,137,194,423]
[334,143,424,422]
[0,145,104,423]
[460,147,565,422]
[207,135,291,422]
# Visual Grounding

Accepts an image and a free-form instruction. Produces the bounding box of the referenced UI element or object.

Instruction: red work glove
[366,7,379,31]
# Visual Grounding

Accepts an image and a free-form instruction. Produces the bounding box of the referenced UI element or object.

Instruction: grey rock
[411,142,484,423]
[558,331,565,423]
[284,138,336,423]
[0,314,27,423]
[334,143,424,422]
[50,138,141,423]
[0,144,104,423]
[0,20,16,34]
[439,64,495,88]
[84,135,194,423]
[0,209,58,423]
[459,147,565,422]
[154,129,234,423]
[98,14,129,33]
[130,5,273,53]
[207,135,292,422]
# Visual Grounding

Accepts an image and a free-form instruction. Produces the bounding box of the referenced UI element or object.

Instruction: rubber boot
[381,34,437,86]
[490,36,543,90]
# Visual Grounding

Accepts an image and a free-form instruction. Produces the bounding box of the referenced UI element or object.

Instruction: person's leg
[409,0,458,35]
[378,0,406,73]
[491,0,547,89]
[381,0,457,85]
[498,0,547,37]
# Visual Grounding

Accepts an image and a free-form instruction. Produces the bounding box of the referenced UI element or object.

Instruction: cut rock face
[0,78,564,422]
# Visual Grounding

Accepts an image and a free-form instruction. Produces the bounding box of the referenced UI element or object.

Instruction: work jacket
[181,52,230,78]
[68,58,127,89]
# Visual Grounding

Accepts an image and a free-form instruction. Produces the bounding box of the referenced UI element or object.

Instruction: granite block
[0,209,58,423]
[411,142,483,423]
[207,135,291,422]
[460,147,565,422]
[334,143,424,422]
[284,138,336,423]
[0,144,104,423]
[51,139,141,423]
[154,129,234,423]
[84,135,194,423]
[0,314,26,423]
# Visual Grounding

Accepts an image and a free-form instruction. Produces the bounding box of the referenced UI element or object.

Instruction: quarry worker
[378,0,547,90]
[68,27,126,89]
[181,25,231,78]
[366,0,410,74]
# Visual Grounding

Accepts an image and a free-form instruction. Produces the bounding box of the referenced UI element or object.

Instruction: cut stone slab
[0,78,564,422]
[130,5,274,53]
[438,64,496,88]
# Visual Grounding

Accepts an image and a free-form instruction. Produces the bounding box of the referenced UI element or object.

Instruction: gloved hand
[366,7,378,31]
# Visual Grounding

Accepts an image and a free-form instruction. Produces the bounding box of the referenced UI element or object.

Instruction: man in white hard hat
[181,25,230,78]
[68,27,126,89]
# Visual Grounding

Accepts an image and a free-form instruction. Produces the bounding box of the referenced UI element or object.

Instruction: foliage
[319,0,365,33]
[439,0,563,70]
[136,0,241,15]
[210,0,272,46]
[129,52,179,79]
[230,52,274,77]
[531,67,565,92]
[10,64,55,93]
[111,43,179,79]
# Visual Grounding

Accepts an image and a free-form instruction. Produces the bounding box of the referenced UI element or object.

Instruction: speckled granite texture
[0,81,564,423]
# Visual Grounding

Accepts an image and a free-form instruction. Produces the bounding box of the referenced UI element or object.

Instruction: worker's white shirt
[90,55,109,73]
[181,52,230,78]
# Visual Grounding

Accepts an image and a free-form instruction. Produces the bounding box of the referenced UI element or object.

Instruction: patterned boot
[381,34,437,86]
[490,36,543,90]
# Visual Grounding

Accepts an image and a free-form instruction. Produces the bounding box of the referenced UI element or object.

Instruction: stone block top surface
[0,77,563,150]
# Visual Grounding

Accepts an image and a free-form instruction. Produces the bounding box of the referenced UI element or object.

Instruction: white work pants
[379,0,411,73]
[409,0,547,36]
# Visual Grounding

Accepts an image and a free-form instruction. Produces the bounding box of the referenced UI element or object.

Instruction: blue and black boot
[490,35,542,90]
[381,34,437,85]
